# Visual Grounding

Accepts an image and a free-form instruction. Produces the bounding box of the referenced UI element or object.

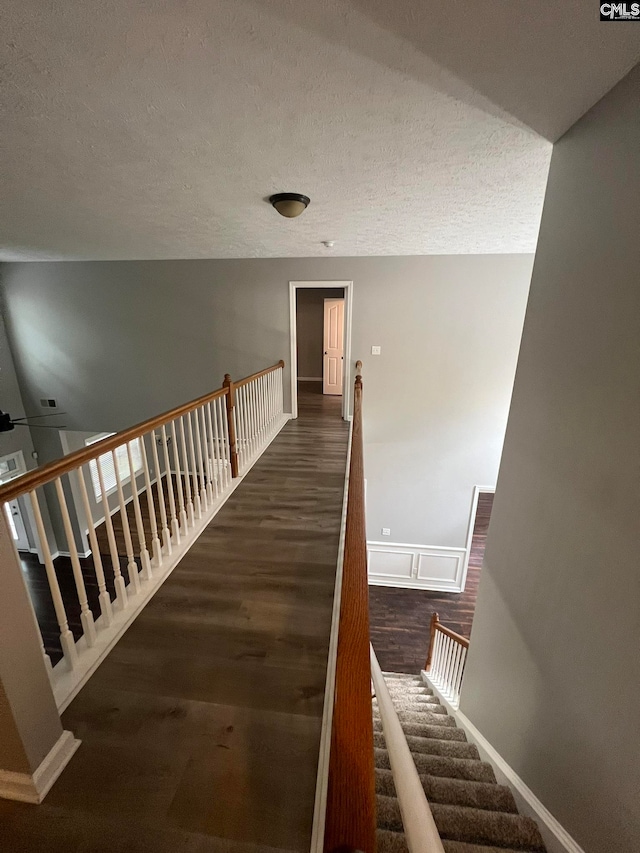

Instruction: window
[85,433,143,502]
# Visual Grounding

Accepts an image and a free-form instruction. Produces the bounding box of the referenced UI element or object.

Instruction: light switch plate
[371,345,381,355]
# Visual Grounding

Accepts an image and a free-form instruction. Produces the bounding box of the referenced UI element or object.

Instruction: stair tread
[376,830,544,853]
[377,796,545,850]
[374,708,456,726]
[373,731,479,759]
[375,746,496,783]
[375,768,518,814]
[374,718,468,742]
[431,803,546,851]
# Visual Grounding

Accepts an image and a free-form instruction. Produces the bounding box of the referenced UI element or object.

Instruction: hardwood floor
[369,492,494,674]
[0,388,348,853]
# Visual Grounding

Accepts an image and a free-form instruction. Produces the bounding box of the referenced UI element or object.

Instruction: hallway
[0,390,349,853]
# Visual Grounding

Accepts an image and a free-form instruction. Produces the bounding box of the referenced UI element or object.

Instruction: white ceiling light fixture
[322,240,335,248]
[269,193,310,218]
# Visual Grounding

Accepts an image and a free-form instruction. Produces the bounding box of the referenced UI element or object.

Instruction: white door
[323,298,345,395]
[5,500,29,551]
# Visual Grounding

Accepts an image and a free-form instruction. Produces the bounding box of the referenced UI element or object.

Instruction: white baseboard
[422,672,585,853]
[0,730,80,804]
[367,541,467,592]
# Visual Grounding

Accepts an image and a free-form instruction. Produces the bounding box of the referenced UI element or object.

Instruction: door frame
[289,280,354,420]
[460,485,495,591]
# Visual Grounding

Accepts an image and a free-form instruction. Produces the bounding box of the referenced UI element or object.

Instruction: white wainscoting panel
[367,541,467,592]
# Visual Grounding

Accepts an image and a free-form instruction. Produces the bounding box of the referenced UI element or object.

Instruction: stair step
[375,768,517,814]
[376,828,408,853]
[374,696,447,713]
[431,803,546,851]
[374,718,468,742]
[373,731,479,760]
[385,683,434,695]
[374,708,456,727]
[394,699,447,713]
[442,842,547,853]
[376,829,543,853]
[375,747,496,783]
[378,797,545,850]
[382,673,424,683]
[376,794,404,832]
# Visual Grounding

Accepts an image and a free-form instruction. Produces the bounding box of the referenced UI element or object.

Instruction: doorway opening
[289,280,353,420]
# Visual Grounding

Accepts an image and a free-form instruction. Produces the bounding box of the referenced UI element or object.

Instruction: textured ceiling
[1,1,638,260]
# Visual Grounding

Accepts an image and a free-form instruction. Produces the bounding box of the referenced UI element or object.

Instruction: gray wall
[295,288,344,379]
[460,66,640,852]
[0,255,532,552]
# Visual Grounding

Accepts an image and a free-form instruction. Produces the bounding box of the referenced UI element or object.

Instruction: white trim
[422,672,585,853]
[367,541,467,592]
[310,417,353,853]
[53,414,291,712]
[459,485,495,592]
[297,376,323,382]
[0,730,80,804]
[289,281,354,421]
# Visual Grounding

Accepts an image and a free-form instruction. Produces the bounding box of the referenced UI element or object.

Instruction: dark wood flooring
[20,474,195,667]
[0,389,349,853]
[369,491,494,674]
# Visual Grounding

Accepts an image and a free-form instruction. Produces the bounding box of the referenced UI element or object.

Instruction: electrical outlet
[381,527,391,536]
[371,345,381,355]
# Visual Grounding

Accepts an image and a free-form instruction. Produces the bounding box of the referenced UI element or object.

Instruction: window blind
[85,433,143,502]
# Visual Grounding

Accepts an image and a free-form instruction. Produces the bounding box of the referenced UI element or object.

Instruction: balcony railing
[0,361,286,710]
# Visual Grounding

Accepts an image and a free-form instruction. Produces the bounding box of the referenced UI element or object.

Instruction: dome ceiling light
[269,192,310,218]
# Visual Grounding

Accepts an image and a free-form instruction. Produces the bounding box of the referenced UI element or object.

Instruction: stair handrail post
[223,374,240,478]
[425,611,440,671]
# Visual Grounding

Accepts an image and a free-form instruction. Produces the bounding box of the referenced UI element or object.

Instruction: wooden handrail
[0,360,285,502]
[324,368,376,853]
[234,359,285,388]
[425,613,469,671]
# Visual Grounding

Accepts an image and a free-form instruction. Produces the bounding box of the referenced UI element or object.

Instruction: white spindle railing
[424,612,469,708]
[371,645,446,853]
[0,361,287,710]
[234,363,285,474]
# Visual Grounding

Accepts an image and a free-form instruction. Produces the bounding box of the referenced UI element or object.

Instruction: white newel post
[0,509,80,803]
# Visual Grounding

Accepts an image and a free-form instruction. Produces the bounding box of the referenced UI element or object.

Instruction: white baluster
[111,448,141,594]
[179,416,196,526]
[444,637,454,696]
[251,379,260,450]
[205,402,219,501]
[54,477,97,647]
[260,374,267,439]
[150,430,172,554]
[95,455,128,607]
[215,396,230,489]
[74,467,113,626]
[450,643,464,703]
[28,489,79,668]
[139,434,161,570]
[434,632,443,683]
[126,441,152,580]
[193,405,208,511]
[236,386,246,469]
[161,424,181,545]
[245,382,255,458]
[186,412,202,519]
[171,420,189,534]
[455,646,467,702]
[265,371,272,431]
[212,398,225,492]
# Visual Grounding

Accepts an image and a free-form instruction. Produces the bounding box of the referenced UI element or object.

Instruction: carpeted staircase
[374,673,547,853]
